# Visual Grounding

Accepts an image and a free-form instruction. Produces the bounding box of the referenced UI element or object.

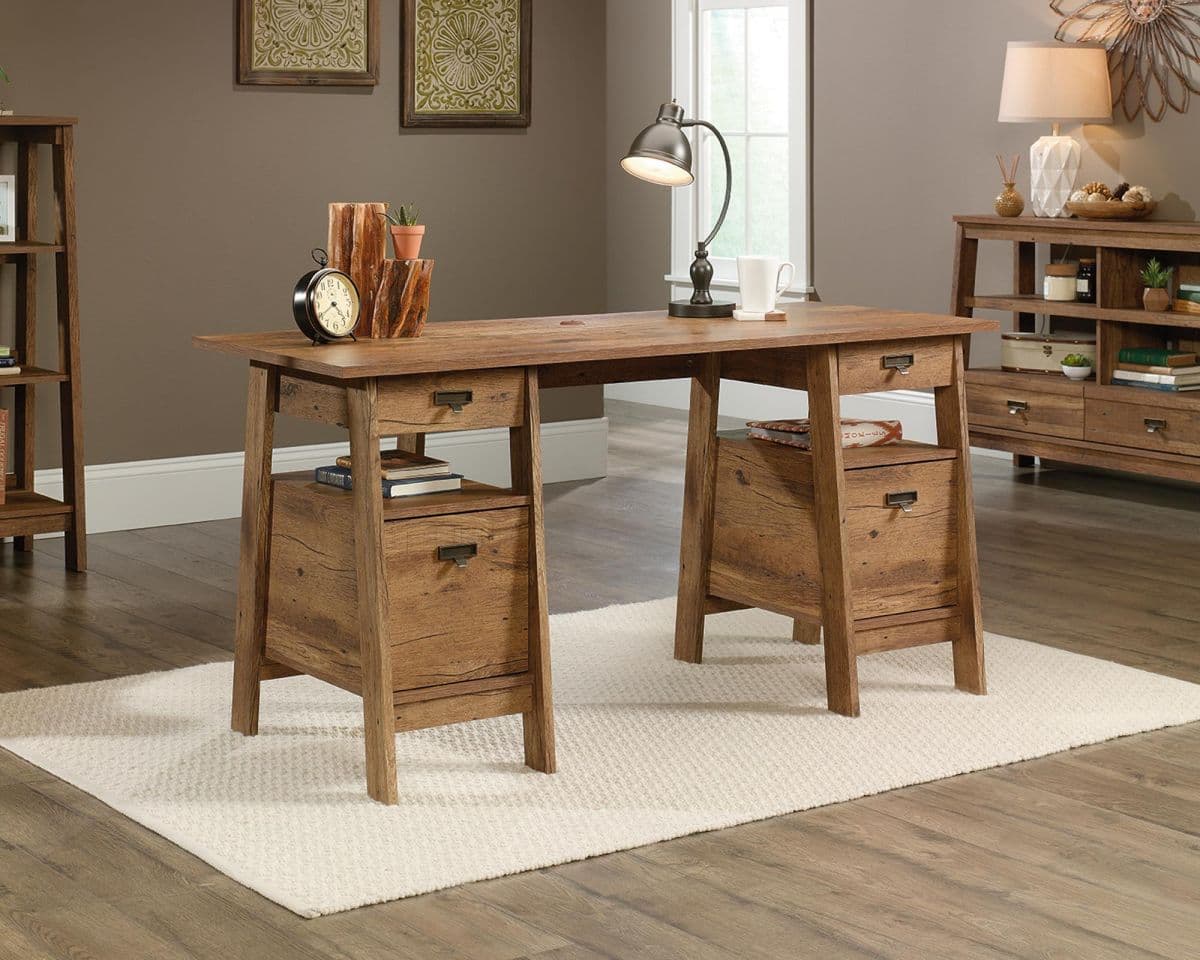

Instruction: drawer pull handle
[434,389,474,413]
[1144,418,1167,434]
[438,543,478,568]
[1007,400,1029,415]
[885,491,919,513]
[882,353,915,375]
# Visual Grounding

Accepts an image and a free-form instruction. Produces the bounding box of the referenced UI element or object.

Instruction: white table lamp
[998,41,1112,218]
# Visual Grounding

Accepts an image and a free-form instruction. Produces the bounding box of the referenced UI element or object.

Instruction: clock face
[311,271,359,338]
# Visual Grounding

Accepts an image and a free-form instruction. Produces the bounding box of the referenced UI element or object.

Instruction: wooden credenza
[951,215,1200,484]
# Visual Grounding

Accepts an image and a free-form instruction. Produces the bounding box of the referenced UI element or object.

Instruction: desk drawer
[1086,397,1200,457]
[385,507,529,691]
[710,438,958,621]
[967,380,1084,439]
[378,368,524,433]
[837,337,954,394]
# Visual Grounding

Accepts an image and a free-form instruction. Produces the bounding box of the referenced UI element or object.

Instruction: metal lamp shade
[621,120,694,187]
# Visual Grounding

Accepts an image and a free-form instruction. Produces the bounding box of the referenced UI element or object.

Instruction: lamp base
[669,299,735,318]
[1029,134,1080,218]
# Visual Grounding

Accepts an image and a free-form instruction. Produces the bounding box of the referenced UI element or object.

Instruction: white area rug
[2,598,1199,917]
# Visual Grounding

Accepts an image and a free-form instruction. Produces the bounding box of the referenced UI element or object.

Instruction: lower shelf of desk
[263,475,534,731]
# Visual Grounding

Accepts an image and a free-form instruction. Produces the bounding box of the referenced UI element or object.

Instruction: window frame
[667,0,811,297]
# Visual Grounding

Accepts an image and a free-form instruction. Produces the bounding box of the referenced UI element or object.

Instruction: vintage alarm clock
[293,248,360,344]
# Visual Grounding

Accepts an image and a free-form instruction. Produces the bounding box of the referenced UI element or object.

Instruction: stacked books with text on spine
[1173,269,1200,317]
[1112,348,1200,394]
[314,449,463,498]
[0,345,21,377]
[746,418,903,449]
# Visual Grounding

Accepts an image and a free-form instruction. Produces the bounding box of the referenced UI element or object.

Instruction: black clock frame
[292,250,360,345]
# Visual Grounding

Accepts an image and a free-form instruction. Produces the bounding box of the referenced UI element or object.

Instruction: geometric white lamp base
[1029,135,1080,218]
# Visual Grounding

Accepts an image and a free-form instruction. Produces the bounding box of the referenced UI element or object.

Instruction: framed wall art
[238,0,380,86]
[402,0,532,128]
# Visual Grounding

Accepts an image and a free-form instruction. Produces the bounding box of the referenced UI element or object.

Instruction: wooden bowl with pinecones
[1066,181,1157,220]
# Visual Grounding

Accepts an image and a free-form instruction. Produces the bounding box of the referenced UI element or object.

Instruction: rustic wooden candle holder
[327,202,388,337]
[369,258,435,338]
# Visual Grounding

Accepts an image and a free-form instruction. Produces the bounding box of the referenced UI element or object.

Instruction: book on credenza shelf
[1117,348,1197,367]
[1171,298,1200,316]
[746,418,903,450]
[1118,362,1200,376]
[1111,379,1200,393]
[1112,368,1200,387]
[334,449,451,480]
[314,465,463,497]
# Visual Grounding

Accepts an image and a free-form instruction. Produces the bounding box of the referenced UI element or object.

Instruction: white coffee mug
[737,256,796,314]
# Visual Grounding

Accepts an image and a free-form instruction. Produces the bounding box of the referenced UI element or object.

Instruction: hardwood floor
[0,399,1197,959]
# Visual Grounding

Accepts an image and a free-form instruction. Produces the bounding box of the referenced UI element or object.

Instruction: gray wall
[3,0,606,469]
[605,1,1200,366]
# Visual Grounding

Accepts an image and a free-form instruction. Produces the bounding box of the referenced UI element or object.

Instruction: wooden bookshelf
[0,117,87,568]
[952,215,1200,484]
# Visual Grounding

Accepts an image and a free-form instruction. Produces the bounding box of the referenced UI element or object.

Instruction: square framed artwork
[238,0,380,86]
[402,0,532,128]
[0,175,15,243]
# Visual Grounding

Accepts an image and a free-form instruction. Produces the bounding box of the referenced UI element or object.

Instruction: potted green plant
[0,66,12,116]
[380,203,424,260]
[1141,257,1173,312]
[1060,353,1094,380]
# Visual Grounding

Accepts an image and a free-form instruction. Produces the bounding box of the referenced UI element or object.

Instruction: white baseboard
[605,380,1009,459]
[32,417,608,535]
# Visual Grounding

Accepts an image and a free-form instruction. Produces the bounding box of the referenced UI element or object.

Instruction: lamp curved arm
[682,118,731,249]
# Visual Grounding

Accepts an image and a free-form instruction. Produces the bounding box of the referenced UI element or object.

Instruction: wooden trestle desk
[196,305,996,804]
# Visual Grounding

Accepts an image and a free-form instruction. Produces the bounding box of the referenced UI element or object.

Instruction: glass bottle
[1076,258,1096,303]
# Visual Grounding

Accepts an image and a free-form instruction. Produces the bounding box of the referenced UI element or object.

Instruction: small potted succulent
[380,203,424,260]
[0,66,12,116]
[1061,353,1094,380]
[1141,257,1173,312]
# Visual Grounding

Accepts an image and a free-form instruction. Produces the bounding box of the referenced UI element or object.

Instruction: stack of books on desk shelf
[1173,283,1200,317]
[315,449,463,497]
[1112,348,1200,394]
[746,418,903,450]
[0,346,21,376]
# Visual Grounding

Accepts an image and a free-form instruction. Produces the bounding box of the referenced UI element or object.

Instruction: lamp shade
[998,41,1112,123]
[621,101,695,186]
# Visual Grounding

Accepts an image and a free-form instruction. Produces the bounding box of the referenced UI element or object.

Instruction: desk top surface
[194,304,995,379]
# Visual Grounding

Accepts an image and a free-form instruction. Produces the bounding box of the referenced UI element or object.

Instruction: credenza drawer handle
[1144,418,1167,434]
[1007,400,1029,415]
[438,543,478,568]
[882,353,915,375]
[434,389,474,413]
[885,491,919,513]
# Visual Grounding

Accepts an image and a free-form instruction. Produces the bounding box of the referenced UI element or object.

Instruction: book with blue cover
[314,465,463,497]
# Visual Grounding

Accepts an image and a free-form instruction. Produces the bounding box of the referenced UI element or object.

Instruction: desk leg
[231,362,278,736]
[792,621,822,645]
[806,346,860,717]
[675,354,721,664]
[348,380,400,805]
[510,367,555,772]
[935,337,986,695]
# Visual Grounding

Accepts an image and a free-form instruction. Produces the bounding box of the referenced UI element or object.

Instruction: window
[670,0,809,293]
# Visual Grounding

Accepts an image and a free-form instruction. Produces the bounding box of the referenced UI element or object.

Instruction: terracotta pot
[1143,287,1170,312]
[389,224,425,260]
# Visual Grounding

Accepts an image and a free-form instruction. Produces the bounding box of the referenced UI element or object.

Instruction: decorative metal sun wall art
[1051,0,1200,121]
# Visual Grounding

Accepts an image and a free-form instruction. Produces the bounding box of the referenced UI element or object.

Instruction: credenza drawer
[1086,398,1200,457]
[967,381,1084,439]
[384,507,530,691]
[838,337,954,394]
[377,368,524,433]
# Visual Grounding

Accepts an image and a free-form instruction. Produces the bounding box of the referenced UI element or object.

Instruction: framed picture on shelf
[238,0,380,86]
[0,175,15,242]
[402,0,532,128]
